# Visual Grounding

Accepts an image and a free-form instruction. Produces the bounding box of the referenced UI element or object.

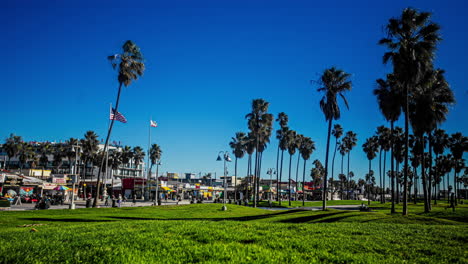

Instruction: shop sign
[4,176,23,186]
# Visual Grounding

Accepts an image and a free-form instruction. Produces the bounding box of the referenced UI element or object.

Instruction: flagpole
[146,117,151,201]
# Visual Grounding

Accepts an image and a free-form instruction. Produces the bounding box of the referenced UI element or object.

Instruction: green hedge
[0,199,11,207]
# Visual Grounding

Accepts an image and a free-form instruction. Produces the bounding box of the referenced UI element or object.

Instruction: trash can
[112,199,117,208]
[157,199,162,206]
[86,199,92,208]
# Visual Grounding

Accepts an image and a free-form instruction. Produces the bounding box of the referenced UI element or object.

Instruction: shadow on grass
[22,218,115,223]
[106,209,308,222]
[278,211,352,223]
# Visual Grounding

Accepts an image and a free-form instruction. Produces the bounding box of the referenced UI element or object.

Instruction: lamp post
[70,145,81,209]
[267,168,276,203]
[217,151,231,211]
[154,160,161,205]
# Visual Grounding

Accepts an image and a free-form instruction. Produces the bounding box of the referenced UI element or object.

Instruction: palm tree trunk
[93,82,123,207]
[414,166,417,204]
[396,162,400,204]
[302,158,306,206]
[288,154,292,206]
[403,85,409,216]
[295,152,300,202]
[390,122,395,213]
[323,119,332,211]
[257,152,263,203]
[331,138,338,200]
[383,151,386,203]
[253,137,259,208]
[368,160,371,206]
[379,149,383,203]
[279,150,284,205]
[275,145,280,202]
[428,132,433,211]
[234,157,237,201]
[340,154,344,200]
[347,151,350,200]
[420,135,429,213]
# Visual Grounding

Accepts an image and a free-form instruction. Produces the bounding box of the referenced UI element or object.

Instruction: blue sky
[2,0,467,184]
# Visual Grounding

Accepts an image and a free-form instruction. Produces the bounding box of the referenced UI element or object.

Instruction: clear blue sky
[2,0,467,184]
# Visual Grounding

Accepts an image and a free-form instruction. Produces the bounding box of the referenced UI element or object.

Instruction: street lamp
[70,145,81,209]
[267,168,276,203]
[217,151,231,211]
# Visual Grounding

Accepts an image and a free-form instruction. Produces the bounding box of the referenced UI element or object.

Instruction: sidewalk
[3,199,199,211]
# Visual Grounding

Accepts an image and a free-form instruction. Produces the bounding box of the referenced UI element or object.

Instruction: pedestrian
[118,194,122,207]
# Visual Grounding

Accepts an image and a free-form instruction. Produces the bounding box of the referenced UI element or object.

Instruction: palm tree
[52,144,66,174]
[17,142,34,170]
[337,140,347,200]
[410,69,455,211]
[344,131,357,200]
[80,131,99,196]
[244,133,256,202]
[276,113,289,202]
[449,133,468,204]
[39,142,52,174]
[245,99,273,207]
[432,129,449,204]
[315,67,352,210]
[331,124,343,199]
[285,129,298,206]
[374,75,402,212]
[149,144,162,202]
[363,136,379,205]
[230,132,247,202]
[108,149,123,196]
[3,134,22,169]
[311,159,324,189]
[299,137,315,206]
[380,7,441,215]
[376,125,391,203]
[365,170,376,205]
[132,146,145,197]
[94,40,145,207]
[295,134,304,202]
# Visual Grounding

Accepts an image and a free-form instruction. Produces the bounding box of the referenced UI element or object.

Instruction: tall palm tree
[410,69,455,211]
[331,124,343,199]
[337,139,348,199]
[299,137,315,206]
[432,129,449,204]
[315,67,352,210]
[149,144,162,202]
[257,114,274,203]
[276,113,289,202]
[344,131,357,200]
[132,146,145,197]
[363,136,379,205]
[380,7,441,215]
[3,134,22,169]
[108,149,123,195]
[80,131,99,196]
[95,40,145,207]
[286,129,298,206]
[244,133,256,202]
[374,75,402,212]
[449,133,468,204]
[230,132,247,201]
[245,99,273,207]
[295,134,304,202]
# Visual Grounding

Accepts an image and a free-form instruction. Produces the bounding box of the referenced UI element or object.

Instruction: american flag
[110,108,127,123]
[150,120,158,127]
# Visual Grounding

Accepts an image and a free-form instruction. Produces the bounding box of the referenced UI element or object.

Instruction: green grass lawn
[1,204,467,263]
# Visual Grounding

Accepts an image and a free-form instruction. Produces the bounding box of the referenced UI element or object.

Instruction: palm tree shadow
[106,209,308,222]
[278,211,351,223]
[22,218,115,223]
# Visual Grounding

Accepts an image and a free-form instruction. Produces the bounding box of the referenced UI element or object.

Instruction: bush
[0,199,11,208]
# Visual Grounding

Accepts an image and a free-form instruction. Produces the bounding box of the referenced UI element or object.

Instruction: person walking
[118,194,122,208]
